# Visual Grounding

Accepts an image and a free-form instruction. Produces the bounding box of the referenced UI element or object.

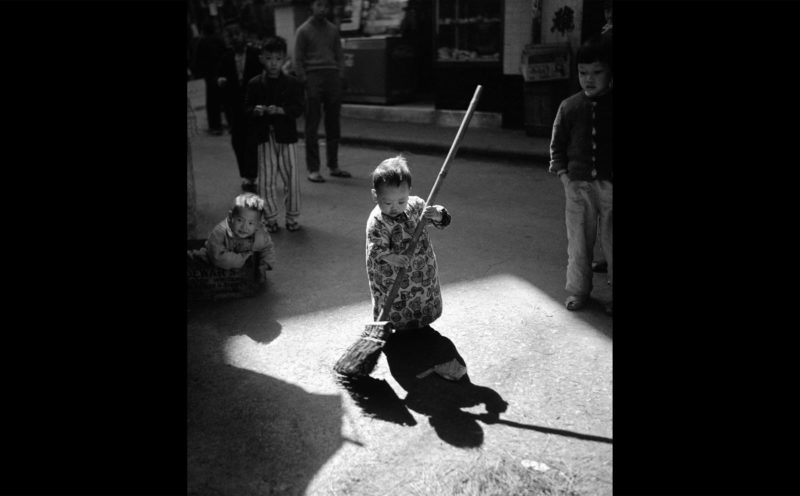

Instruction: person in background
[187,20,195,81]
[192,20,227,135]
[219,0,240,27]
[591,0,612,274]
[217,23,263,192]
[294,0,352,183]
[187,96,199,240]
[548,36,613,315]
[240,0,275,41]
[245,36,305,233]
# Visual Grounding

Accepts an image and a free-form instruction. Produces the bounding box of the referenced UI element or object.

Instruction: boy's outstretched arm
[424,205,451,229]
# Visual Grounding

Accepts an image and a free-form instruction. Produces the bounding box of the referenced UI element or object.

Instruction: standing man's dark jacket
[216,44,263,178]
[244,71,305,144]
[216,45,262,120]
[192,33,226,79]
[192,31,227,131]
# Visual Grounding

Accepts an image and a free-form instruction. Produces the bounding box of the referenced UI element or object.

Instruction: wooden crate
[187,239,261,301]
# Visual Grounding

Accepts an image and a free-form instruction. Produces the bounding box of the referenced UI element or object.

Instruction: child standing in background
[245,36,305,232]
[548,36,613,314]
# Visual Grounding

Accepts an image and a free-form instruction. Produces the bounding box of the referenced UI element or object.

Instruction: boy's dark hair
[576,35,612,70]
[260,36,287,55]
[229,192,266,218]
[372,155,412,191]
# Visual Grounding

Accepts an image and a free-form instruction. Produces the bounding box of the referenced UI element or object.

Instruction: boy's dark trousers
[204,76,223,131]
[225,105,258,179]
[303,69,342,172]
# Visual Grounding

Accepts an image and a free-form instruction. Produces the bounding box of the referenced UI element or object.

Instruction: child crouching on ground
[204,192,276,282]
[365,155,467,389]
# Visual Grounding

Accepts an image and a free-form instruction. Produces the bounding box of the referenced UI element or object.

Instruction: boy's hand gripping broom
[333,85,483,377]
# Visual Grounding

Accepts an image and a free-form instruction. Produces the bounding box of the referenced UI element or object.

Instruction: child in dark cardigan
[548,36,613,314]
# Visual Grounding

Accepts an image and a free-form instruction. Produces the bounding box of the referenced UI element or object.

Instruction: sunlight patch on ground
[221,273,609,394]
[435,273,611,342]
[219,273,612,494]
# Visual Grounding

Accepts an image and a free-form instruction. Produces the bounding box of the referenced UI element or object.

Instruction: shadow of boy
[383,326,508,447]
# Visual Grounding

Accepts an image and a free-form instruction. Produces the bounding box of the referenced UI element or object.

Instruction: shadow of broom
[336,375,417,426]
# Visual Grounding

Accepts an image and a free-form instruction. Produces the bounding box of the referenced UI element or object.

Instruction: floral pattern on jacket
[365,196,450,330]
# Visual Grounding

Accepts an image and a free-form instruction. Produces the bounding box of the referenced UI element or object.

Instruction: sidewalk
[309,115,550,165]
[188,79,551,165]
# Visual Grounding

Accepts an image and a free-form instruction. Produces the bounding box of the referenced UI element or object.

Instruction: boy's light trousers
[564,179,613,297]
[257,131,300,224]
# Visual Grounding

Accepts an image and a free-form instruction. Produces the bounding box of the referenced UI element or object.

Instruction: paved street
[187,114,612,495]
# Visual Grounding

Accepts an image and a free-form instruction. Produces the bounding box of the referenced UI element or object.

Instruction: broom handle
[377,85,483,321]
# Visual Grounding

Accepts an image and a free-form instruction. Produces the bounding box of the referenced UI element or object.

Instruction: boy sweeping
[365,155,467,389]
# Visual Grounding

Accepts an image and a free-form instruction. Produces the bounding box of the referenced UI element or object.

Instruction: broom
[334,85,484,377]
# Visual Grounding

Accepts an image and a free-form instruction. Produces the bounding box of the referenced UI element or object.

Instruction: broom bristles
[334,322,394,376]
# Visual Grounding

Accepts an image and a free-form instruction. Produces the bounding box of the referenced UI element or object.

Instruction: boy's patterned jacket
[366,196,451,330]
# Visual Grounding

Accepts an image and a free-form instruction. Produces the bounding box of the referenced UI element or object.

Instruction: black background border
[1,1,798,494]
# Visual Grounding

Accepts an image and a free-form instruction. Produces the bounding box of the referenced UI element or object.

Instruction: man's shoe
[329,168,352,178]
[307,172,325,183]
[592,261,608,273]
[604,301,613,315]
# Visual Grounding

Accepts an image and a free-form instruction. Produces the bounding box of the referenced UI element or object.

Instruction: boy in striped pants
[245,36,305,232]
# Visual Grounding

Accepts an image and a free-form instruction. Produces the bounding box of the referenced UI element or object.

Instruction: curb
[190,100,550,165]
[309,133,550,165]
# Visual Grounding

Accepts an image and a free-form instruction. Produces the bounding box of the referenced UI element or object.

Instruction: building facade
[189,0,609,130]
